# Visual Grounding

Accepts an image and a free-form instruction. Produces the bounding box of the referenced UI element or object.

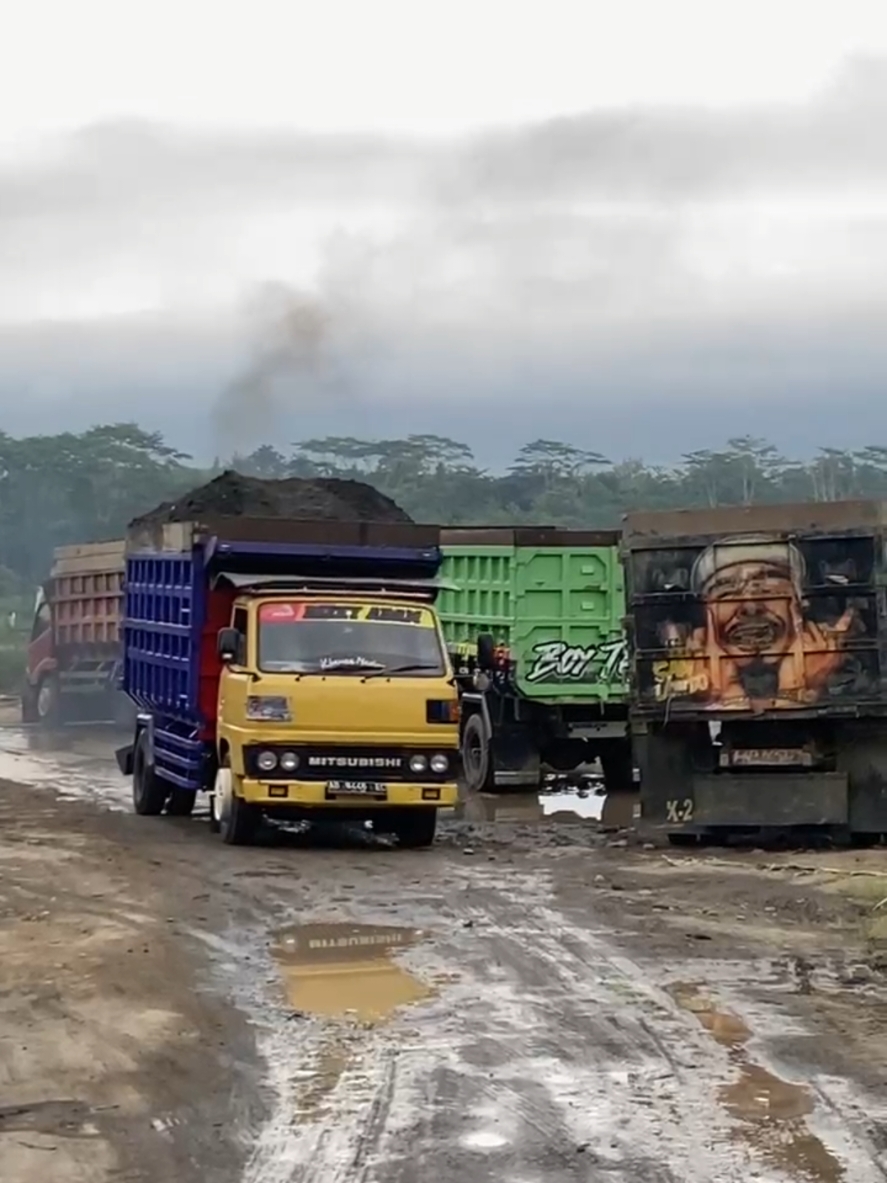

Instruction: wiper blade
[362,663,439,680]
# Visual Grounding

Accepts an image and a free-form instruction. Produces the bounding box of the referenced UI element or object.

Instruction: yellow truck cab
[213,590,460,845]
[119,518,459,847]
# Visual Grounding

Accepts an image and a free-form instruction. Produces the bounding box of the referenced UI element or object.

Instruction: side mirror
[218,627,240,664]
[476,632,496,672]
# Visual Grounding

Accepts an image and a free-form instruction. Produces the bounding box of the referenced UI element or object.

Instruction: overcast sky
[2,1,887,464]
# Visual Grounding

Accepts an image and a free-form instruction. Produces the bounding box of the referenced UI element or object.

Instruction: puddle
[0,725,127,811]
[670,983,751,1047]
[543,789,604,821]
[461,790,604,824]
[670,983,843,1183]
[271,923,433,1024]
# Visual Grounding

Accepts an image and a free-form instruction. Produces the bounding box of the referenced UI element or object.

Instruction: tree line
[3,423,887,587]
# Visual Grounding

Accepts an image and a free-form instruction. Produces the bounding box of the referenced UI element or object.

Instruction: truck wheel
[462,713,493,793]
[36,676,62,728]
[850,832,881,849]
[389,808,437,849]
[166,790,197,817]
[667,833,699,847]
[21,687,38,724]
[212,759,258,846]
[132,731,169,816]
[600,743,634,794]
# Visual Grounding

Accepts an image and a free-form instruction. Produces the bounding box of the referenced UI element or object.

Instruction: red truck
[22,541,134,727]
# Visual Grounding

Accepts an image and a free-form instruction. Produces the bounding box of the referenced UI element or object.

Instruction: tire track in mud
[237,860,887,1183]
[3,720,883,1183]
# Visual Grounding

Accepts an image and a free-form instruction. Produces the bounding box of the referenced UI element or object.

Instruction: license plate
[723,748,813,767]
[326,780,387,798]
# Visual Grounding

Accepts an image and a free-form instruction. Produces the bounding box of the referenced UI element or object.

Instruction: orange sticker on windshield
[260,602,307,622]
[259,601,433,626]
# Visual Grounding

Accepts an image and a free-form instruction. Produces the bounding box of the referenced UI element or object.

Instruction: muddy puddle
[462,789,605,824]
[0,724,127,810]
[271,923,433,1023]
[670,983,843,1182]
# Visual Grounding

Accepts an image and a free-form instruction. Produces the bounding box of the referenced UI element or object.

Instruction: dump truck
[437,528,633,797]
[623,500,887,844]
[22,541,135,727]
[116,516,461,846]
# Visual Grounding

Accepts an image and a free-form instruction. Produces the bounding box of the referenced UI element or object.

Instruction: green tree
[4,422,887,587]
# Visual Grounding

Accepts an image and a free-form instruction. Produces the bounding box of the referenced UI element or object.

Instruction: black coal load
[131,470,412,526]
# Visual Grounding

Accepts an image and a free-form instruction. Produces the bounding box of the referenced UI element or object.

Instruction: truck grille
[243,745,456,781]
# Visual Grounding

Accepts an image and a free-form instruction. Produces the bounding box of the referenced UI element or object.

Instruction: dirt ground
[0,714,886,1182]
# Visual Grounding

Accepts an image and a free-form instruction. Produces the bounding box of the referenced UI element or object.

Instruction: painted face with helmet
[691,536,804,664]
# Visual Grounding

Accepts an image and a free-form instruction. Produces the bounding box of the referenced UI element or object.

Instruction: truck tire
[166,790,197,817]
[389,808,437,849]
[212,759,259,846]
[21,687,38,724]
[600,742,634,794]
[36,675,62,728]
[461,713,494,793]
[132,730,169,816]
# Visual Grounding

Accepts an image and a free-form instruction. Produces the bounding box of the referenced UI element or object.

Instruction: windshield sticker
[259,601,433,626]
[318,656,384,671]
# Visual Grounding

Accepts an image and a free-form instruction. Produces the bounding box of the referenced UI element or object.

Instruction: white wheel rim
[213,768,232,824]
[37,684,53,718]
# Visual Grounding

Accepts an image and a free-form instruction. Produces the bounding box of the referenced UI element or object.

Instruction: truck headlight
[430,753,449,774]
[279,751,299,772]
[409,754,428,773]
[257,750,278,772]
[246,696,292,722]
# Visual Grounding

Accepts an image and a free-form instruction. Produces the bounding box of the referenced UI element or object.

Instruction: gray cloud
[0,56,884,230]
[0,121,437,224]
[2,55,887,462]
[439,57,887,203]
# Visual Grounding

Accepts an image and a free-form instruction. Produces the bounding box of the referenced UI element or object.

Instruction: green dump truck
[438,528,632,795]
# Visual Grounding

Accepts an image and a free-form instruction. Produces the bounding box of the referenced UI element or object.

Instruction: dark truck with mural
[437,528,633,796]
[623,500,887,843]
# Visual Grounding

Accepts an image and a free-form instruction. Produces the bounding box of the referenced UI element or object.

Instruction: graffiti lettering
[652,657,710,700]
[526,639,628,685]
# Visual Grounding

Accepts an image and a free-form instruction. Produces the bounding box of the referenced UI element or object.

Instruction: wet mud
[1,719,886,1182]
[671,983,844,1182]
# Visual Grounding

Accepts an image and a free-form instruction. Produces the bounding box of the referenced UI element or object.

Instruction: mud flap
[692,773,848,828]
[115,744,134,776]
[491,728,541,792]
[601,790,639,830]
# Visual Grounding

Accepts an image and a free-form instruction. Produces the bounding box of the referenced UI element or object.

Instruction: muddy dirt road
[1,719,887,1182]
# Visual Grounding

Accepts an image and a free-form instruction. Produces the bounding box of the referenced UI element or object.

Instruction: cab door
[26,584,56,687]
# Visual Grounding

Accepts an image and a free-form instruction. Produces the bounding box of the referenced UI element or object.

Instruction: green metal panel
[438,543,627,702]
[438,546,516,651]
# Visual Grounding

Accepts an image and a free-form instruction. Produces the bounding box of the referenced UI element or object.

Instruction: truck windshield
[257,600,446,676]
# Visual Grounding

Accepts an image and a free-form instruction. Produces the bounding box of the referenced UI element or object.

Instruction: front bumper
[239,779,459,809]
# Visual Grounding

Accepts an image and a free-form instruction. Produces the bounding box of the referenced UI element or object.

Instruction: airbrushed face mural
[632,533,879,710]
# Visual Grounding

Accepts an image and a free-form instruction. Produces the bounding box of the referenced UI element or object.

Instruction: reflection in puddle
[0,724,127,810]
[461,790,605,824]
[271,923,432,1024]
[543,789,604,822]
[670,983,842,1183]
